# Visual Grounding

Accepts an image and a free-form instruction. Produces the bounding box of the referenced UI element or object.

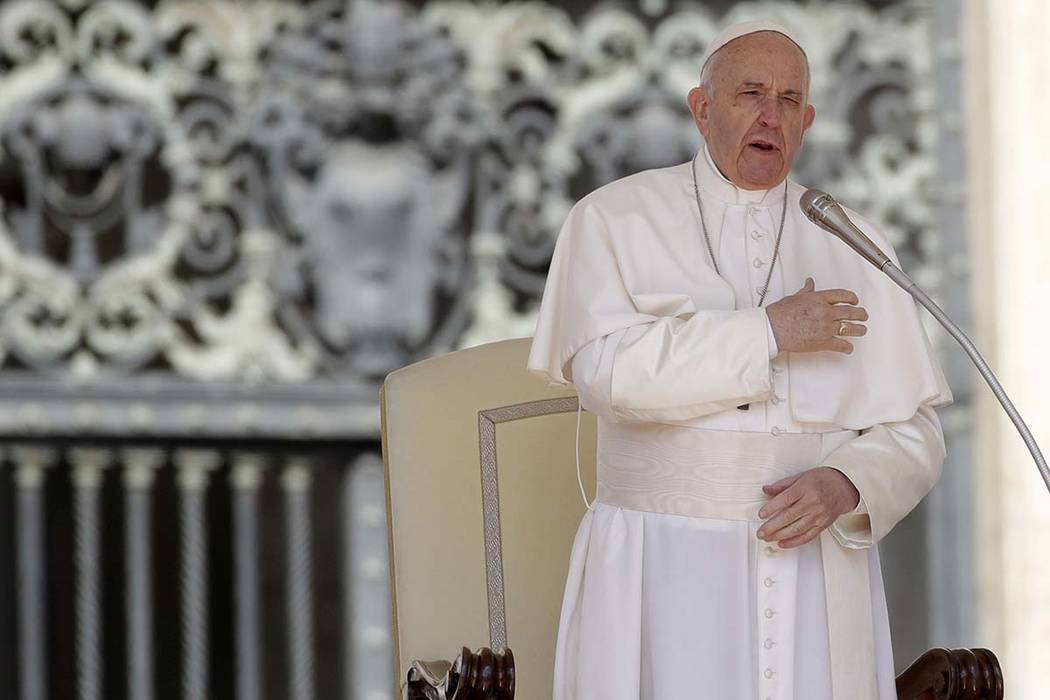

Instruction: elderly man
[527,19,951,700]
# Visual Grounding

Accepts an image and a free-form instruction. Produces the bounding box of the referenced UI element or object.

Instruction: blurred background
[0,0,1046,698]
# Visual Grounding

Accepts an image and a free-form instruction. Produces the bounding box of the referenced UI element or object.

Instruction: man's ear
[803,104,816,133]
[797,103,816,149]
[687,86,711,138]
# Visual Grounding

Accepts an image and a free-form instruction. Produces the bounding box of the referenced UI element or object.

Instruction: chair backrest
[380,337,597,699]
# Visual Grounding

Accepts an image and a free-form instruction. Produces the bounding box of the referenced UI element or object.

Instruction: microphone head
[799,188,841,229]
[798,187,892,269]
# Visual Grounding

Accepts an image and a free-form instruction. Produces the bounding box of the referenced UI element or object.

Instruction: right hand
[765,277,868,354]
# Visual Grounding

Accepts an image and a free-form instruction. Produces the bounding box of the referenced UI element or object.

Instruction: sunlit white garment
[563,335,943,699]
[526,149,951,427]
[527,146,952,700]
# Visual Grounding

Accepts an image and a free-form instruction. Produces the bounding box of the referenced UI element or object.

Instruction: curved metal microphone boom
[800,188,1050,494]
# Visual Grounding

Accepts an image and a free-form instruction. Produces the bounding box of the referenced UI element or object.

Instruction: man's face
[687,32,815,190]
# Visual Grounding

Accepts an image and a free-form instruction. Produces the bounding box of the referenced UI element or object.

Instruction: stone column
[124,448,164,700]
[12,446,55,700]
[282,457,315,700]
[175,449,220,700]
[344,452,394,700]
[231,453,265,700]
[70,448,112,700]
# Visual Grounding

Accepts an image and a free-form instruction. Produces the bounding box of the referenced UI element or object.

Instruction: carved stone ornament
[0,0,953,442]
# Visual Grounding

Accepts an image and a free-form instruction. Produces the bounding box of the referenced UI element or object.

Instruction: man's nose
[757,96,783,127]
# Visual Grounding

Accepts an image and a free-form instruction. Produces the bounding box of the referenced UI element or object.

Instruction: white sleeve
[608,308,776,422]
[570,329,625,422]
[766,313,780,359]
[822,403,946,548]
[570,308,777,423]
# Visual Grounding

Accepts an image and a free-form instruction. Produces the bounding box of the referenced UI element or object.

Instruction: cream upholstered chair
[381,337,1005,700]
[380,337,595,699]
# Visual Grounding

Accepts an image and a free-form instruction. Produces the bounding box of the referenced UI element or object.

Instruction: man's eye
[742,90,759,96]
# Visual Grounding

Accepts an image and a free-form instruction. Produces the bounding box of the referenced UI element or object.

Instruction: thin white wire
[574,400,592,509]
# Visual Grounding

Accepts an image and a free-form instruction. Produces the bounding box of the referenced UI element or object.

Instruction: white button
[755,285,766,295]
[772,364,784,374]
[765,545,777,556]
[753,257,765,268]
[765,608,776,618]
[749,208,757,218]
[765,668,776,679]
[764,638,775,649]
[771,396,781,405]
[770,426,783,436]
[764,576,776,588]
[751,229,764,240]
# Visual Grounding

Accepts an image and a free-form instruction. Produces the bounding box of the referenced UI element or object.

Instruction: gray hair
[697,52,721,95]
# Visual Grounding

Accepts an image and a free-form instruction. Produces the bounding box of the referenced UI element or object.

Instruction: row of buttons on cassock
[751,205,783,700]
[747,205,790,436]
[762,543,779,699]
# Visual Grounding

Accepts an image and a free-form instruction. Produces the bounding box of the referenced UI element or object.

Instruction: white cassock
[526,144,952,700]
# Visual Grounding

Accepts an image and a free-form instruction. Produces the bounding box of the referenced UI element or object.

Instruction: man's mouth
[748,140,780,153]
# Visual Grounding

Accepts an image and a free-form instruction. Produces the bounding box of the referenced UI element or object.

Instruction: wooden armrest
[406,646,515,700]
[895,647,1003,700]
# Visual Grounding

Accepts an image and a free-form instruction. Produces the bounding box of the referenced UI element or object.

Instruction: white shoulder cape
[526,162,952,430]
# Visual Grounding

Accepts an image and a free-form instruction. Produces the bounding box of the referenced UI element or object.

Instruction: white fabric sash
[595,422,877,700]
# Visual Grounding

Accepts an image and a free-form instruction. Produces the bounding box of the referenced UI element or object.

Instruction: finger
[828,320,867,338]
[799,277,815,293]
[761,511,816,543]
[768,515,822,543]
[758,485,802,519]
[836,322,867,337]
[836,306,868,322]
[825,338,854,354]
[762,473,801,496]
[762,482,791,497]
[778,525,824,549]
[816,288,859,305]
[757,502,808,540]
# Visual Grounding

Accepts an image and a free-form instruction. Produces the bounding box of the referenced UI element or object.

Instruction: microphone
[798,188,1050,494]
[800,189,891,269]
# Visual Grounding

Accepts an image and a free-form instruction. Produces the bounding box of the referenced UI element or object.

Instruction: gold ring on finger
[838,321,849,336]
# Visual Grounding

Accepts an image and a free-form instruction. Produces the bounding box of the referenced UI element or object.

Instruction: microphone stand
[878,262,1049,493]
